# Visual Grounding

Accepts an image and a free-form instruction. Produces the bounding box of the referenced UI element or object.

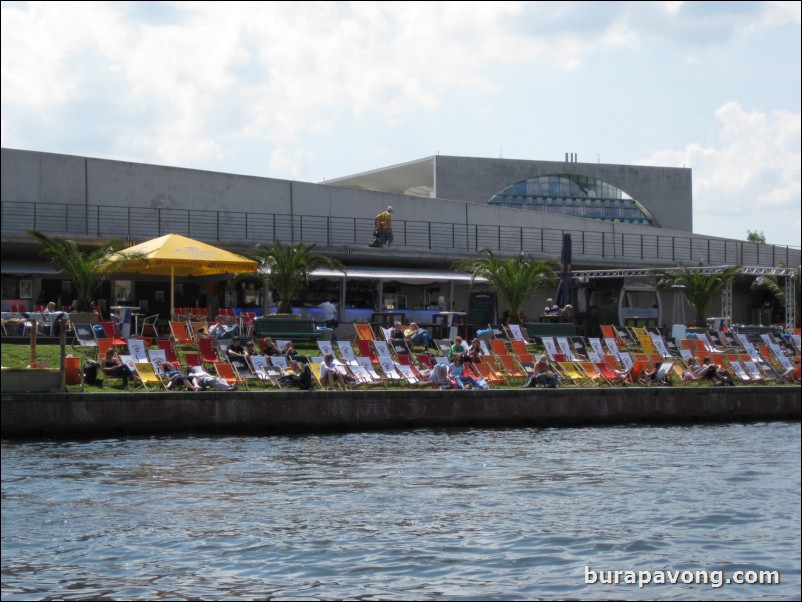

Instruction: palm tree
[453,250,557,323]
[654,265,740,327]
[28,231,147,312]
[253,240,344,314]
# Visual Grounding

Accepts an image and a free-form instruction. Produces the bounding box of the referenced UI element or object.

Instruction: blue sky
[2,1,800,248]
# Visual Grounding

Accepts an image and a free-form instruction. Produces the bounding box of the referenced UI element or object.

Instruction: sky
[2,1,800,248]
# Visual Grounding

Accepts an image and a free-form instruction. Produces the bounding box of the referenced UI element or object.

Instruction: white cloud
[640,102,801,244]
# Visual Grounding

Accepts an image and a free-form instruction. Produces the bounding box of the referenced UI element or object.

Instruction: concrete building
[1,147,798,331]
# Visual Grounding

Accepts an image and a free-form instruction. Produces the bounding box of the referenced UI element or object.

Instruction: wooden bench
[252,317,323,341]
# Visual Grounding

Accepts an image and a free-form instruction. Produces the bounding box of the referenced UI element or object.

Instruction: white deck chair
[270,356,289,369]
[540,337,559,361]
[373,340,392,359]
[127,338,149,363]
[148,349,168,375]
[556,337,576,361]
[587,337,606,359]
[350,364,383,387]
[316,340,335,357]
[337,340,359,365]
[356,357,384,384]
[604,337,622,360]
[396,364,426,386]
[728,361,752,383]
[377,357,405,384]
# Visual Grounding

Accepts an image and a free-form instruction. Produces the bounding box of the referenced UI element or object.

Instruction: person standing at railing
[371,206,394,248]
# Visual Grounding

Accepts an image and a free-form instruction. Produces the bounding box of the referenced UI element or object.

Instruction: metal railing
[2,200,799,267]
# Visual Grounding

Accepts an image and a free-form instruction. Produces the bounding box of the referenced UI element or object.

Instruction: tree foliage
[453,250,557,323]
[253,240,343,314]
[654,265,740,327]
[746,230,766,244]
[29,231,145,312]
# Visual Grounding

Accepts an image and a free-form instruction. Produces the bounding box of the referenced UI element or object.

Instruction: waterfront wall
[2,387,799,439]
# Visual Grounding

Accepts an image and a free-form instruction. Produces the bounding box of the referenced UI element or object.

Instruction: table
[111,306,142,338]
[371,311,406,328]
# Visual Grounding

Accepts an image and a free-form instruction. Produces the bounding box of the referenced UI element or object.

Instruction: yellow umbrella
[112,234,257,317]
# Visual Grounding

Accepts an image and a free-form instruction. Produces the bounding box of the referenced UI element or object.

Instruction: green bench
[525,322,577,339]
[252,317,324,341]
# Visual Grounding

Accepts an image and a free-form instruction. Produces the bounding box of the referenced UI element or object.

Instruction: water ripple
[3,423,800,600]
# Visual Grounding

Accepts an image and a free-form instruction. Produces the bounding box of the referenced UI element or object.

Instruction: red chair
[99,321,126,346]
[199,337,224,368]
[157,339,180,364]
[356,339,380,364]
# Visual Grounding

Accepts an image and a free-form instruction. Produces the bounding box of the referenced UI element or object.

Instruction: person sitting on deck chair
[692,357,734,386]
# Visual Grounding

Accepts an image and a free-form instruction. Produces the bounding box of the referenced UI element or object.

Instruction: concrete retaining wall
[2,387,799,439]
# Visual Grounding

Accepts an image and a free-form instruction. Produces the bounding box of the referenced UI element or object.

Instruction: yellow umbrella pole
[170,266,175,320]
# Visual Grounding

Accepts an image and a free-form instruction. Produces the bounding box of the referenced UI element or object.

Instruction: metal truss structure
[570,265,798,328]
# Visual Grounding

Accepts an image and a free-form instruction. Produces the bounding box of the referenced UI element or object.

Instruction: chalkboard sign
[468,292,495,328]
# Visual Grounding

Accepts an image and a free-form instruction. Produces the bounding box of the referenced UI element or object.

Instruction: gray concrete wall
[2,387,799,439]
[434,155,693,233]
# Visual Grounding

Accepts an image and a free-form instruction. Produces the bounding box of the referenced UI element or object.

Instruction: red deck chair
[356,339,380,364]
[199,337,224,368]
[157,339,180,365]
[99,321,126,346]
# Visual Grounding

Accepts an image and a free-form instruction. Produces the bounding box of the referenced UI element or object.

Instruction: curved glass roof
[488,174,655,226]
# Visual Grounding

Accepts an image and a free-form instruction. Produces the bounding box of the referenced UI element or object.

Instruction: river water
[2,422,800,600]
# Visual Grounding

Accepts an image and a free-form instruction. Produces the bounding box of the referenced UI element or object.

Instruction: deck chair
[99,321,127,346]
[134,361,168,391]
[97,338,117,359]
[268,355,289,370]
[71,323,99,355]
[396,364,428,386]
[727,360,753,384]
[316,340,336,358]
[249,355,276,387]
[434,339,452,357]
[506,323,533,344]
[495,355,526,383]
[594,361,629,386]
[472,362,507,386]
[390,338,413,357]
[183,352,204,369]
[376,357,406,385]
[350,364,384,387]
[488,324,508,339]
[354,323,376,341]
[189,320,210,342]
[199,337,224,368]
[540,337,560,360]
[490,339,510,357]
[354,358,386,386]
[578,361,609,387]
[157,339,181,365]
[356,339,380,364]
[556,337,577,361]
[147,349,168,375]
[215,362,248,389]
[372,340,392,359]
[569,337,589,360]
[169,320,194,347]
[336,340,360,365]
[126,338,149,363]
[557,361,591,387]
